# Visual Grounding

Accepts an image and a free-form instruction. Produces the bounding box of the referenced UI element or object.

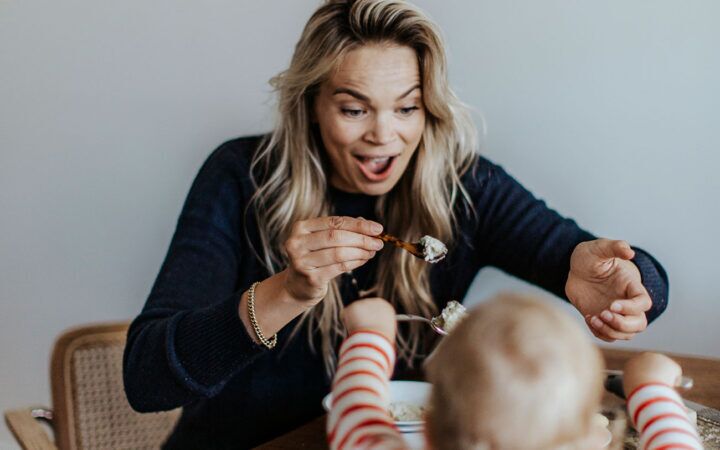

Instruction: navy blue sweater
[123,135,668,449]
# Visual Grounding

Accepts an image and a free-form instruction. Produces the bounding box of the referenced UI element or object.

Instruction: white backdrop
[2,0,718,447]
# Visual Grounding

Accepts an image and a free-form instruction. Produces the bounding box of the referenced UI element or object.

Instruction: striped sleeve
[326,330,406,450]
[627,382,703,450]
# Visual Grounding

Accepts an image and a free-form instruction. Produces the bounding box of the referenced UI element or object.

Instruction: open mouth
[352,154,399,181]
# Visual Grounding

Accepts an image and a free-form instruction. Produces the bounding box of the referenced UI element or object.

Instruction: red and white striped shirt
[328,333,703,450]
[627,382,703,450]
[327,330,407,450]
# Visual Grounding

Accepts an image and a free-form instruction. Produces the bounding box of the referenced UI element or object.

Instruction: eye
[398,106,419,116]
[341,108,366,118]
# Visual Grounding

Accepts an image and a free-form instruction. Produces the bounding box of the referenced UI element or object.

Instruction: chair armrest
[4,406,58,450]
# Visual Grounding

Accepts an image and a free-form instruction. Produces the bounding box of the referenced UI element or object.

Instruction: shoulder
[202,134,268,175]
[191,133,269,191]
[460,154,517,197]
[186,134,268,203]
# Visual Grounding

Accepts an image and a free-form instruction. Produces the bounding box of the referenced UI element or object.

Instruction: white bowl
[323,380,612,446]
[322,380,431,432]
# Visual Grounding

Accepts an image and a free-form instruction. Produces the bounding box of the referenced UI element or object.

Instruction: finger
[297,248,377,269]
[594,333,616,343]
[598,309,647,333]
[625,275,649,298]
[294,216,383,236]
[610,240,635,260]
[609,293,652,316]
[592,239,635,261]
[588,315,636,341]
[305,229,384,252]
[310,259,373,282]
[584,316,616,342]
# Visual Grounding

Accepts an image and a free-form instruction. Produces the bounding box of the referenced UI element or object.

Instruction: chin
[357,181,396,196]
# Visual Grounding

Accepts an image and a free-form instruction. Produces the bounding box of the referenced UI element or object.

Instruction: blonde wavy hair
[424,293,610,450]
[250,0,479,373]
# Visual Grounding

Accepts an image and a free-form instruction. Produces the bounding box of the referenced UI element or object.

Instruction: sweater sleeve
[627,383,703,449]
[123,140,267,412]
[467,158,668,323]
[327,331,407,450]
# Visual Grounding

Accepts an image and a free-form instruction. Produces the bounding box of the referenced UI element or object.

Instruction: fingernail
[600,310,613,321]
[373,240,384,250]
[610,302,622,312]
[591,316,603,328]
[371,223,383,234]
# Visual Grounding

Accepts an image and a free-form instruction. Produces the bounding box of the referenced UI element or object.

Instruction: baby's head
[424,293,605,450]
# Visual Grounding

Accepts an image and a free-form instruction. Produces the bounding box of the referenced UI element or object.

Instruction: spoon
[377,233,447,263]
[396,313,448,336]
[603,369,694,400]
[604,369,693,390]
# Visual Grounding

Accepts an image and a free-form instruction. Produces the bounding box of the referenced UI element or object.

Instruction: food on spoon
[418,235,447,263]
[376,232,447,263]
[437,300,467,333]
[592,413,610,428]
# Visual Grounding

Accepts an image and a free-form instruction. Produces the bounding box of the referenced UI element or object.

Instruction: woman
[123,1,668,448]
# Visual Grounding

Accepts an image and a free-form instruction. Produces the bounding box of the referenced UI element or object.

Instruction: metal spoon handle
[396,314,448,336]
[605,369,694,389]
[378,233,424,258]
[396,314,431,323]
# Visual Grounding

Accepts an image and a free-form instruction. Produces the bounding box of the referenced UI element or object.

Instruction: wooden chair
[4,322,180,450]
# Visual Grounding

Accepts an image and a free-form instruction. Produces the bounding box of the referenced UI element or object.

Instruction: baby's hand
[623,352,683,395]
[342,298,396,342]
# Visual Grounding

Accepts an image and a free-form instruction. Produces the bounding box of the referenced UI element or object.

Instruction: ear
[422,410,435,450]
[423,428,432,450]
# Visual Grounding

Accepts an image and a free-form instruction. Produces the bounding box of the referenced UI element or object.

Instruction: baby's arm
[326,299,407,450]
[624,352,703,450]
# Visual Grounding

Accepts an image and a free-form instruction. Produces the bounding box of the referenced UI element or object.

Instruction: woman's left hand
[565,239,652,342]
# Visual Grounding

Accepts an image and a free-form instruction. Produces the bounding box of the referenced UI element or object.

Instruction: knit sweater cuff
[631,247,669,324]
[168,291,266,396]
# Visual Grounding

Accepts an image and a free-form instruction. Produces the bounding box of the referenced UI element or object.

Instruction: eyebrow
[332,84,421,102]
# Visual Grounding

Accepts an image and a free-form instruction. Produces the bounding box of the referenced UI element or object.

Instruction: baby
[327,293,702,449]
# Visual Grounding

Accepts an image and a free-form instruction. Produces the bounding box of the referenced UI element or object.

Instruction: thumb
[591,239,635,261]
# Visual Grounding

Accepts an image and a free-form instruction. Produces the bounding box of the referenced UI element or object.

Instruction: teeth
[359,156,392,162]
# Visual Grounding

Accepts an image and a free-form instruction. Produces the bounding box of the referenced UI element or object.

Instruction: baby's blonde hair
[424,293,605,450]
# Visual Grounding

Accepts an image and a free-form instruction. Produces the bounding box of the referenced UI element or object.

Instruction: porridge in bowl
[389,401,425,422]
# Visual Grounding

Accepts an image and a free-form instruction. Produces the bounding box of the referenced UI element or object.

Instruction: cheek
[401,114,426,144]
[321,117,365,150]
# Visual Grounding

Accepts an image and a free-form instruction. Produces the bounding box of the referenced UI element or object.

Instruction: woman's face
[314,44,426,195]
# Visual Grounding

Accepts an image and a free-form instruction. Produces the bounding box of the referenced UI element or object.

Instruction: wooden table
[255,348,720,450]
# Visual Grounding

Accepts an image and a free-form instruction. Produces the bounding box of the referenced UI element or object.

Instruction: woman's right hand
[283,216,384,304]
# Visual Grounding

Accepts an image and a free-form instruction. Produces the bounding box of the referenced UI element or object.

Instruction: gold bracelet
[247,281,277,349]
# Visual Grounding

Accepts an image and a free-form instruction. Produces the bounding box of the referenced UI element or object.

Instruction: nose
[364,113,397,146]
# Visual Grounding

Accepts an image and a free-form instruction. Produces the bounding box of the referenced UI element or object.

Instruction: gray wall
[1,0,718,446]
